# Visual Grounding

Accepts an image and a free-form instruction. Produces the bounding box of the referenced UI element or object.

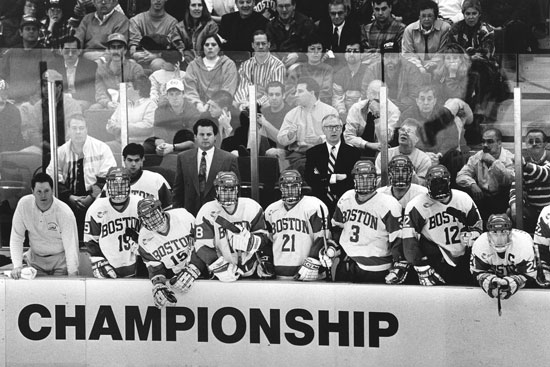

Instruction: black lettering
[88,305,123,340]
[354,311,365,347]
[211,307,246,343]
[319,310,349,346]
[369,312,398,348]
[198,307,208,342]
[284,309,314,346]
[166,307,194,342]
[250,308,280,344]
[125,306,161,341]
[18,304,51,341]
[55,305,86,340]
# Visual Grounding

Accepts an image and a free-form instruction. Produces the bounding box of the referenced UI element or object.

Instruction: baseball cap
[46,0,62,9]
[166,79,184,92]
[20,15,40,29]
[107,33,127,47]
[380,41,400,54]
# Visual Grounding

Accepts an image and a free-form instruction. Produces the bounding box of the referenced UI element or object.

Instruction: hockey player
[84,168,141,278]
[471,214,537,299]
[194,171,270,282]
[265,169,334,281]
[136,198,207,309]
[533,204,550,287]
[403,164,483,286]
[376,155,428,284]
[331,160,403,283]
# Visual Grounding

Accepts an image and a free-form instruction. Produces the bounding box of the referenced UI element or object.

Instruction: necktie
[332,27,339,50]
[327,145,336,202]
[199,151,207,195]
[424,34,431,61]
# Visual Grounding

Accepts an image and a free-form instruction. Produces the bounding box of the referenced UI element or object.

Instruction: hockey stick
[319,205,334,282]
[212,214,243,268]
[497,286,502,317]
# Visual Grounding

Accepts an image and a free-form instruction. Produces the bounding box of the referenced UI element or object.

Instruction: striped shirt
[360,19,405,51]
[510,150,550,209]
[234,53,285,106]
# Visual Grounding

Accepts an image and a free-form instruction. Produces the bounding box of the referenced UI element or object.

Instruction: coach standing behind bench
[9,173,79,279]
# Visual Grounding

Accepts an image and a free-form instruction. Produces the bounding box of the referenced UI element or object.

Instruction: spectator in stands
[169,0,218,66]
[332,41,367,120]
[509,129,550,234]
[361,40,424,112]
[432,44,472,103]
[75,0,129,61]
[107,74,157,144]
[42,0,74,51]
[375,118,432,186]
[344,79,400,159]
[0,15,51,104]
[286,35,334,106]
[305,114,361,215]
[128,0,178,71]
[51,35,98,111]
[456,127,514,223]
[257,81,292,147]
[221,107,271,156]
[360,0,405,54]
[148,50,184,105]
[46,116,117,239]
[0,80,25,153]
[318,0,361,55]
[436,0,464,23]
[200,90,241,145]
[0,0,25,48]
[92,32,145,110]
[183,34,238,113]
[277,77,338,175]
[401,0,451,75]
[153,78,200,147]
[9,172,79,278]
[218,0,268,54]
[234,30,286,111]
[266,0,316,66]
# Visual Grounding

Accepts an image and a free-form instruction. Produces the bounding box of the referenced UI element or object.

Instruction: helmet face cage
[486,214,512,253]
[389,156,413,188]
[426,165,451,201]
[138,199,165,232]
[279,170,303,205]
[106,169,130,202]
[352,161,377,195]
[214,172,239,207]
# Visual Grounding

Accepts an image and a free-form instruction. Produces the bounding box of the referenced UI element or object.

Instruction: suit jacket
[305,141,361,213]
[173,147,240,216]
[51,56,98,104]
[317,19,362,53]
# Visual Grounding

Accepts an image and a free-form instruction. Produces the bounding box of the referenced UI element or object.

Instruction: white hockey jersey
[376,183,428,210]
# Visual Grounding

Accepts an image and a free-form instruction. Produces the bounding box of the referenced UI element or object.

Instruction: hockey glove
[477,273,500,298]
[460,229,481,247]
[414,265,446,286]
[294,257,321,281]
[319,240,338,269]
[385,261,411,285]
[536,261,550,288]
[256,254,276,279]
[498,275,526,299]
[209,256,242,282]
[169,264,201,293]
[152,276,177,309]
[229,228,261,253]
[91,257,117,279]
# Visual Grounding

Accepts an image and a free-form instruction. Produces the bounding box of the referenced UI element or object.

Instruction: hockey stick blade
[214,215,241,233]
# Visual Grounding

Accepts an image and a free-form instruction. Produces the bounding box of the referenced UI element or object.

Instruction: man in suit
[318,0,361,55]
[305,114,361,215]
[173,118,240,216]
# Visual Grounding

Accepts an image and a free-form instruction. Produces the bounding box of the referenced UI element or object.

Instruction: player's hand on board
[414,265,445,286]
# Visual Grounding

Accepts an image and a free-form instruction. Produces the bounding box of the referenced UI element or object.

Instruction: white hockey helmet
[214,171,239,207]
[138,198,166,232]
[486,214,512,253]
[106,167,130,203]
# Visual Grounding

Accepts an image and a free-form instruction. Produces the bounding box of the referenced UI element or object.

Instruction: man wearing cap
[92,32,145,109]
[43,0,74,50]
[0,15,53,104]
[75,0,129,61]
[153,78,200,150]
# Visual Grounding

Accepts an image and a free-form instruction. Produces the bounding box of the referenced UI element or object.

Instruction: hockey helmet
[388,155,413,188]
[279,169,303,206]
[138,198,166,232]
[486,214,512,253]
[106,167,130,203]
[214,171,239,207]
[426,164,451,201]
[352,160,377,195]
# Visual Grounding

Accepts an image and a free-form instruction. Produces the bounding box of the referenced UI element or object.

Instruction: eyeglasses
[527,138,544,145]
[345,49,360,53]
[323,125,342,131]
[330,11,345,16]
[481,139,496,144]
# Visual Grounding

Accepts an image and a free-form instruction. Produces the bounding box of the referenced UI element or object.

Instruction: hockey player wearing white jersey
[403,164,483,286]
[84,168,142,278]
[471,214,537,299]
[194,171,271,282]
[265,170,334,281]
[533,204,550,287]
[377,155,428,285]
[332,160,403,283]
[136,199,207,309]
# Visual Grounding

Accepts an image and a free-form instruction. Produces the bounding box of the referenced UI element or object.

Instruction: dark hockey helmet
[106,167,130,203]
[214,171,239,207]
[352,160,377,195]
[426,164,451,201]
[486,214,512,253]
[388,155,413,188]
[138,198,165,232]
[279,169,303,206]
